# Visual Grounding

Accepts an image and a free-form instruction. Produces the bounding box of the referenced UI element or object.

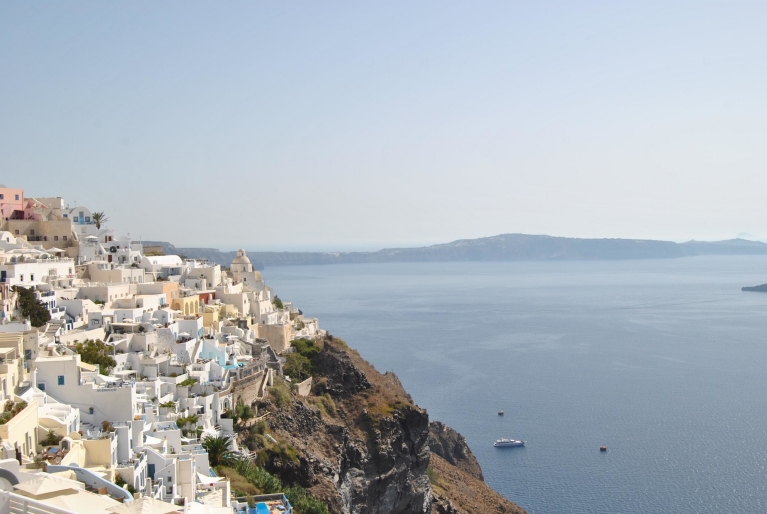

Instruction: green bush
[285,486,330,514]
[42,431,63,446]
[75,339,117,375]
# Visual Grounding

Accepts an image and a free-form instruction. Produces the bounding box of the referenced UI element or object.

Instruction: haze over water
[266,256,767,513]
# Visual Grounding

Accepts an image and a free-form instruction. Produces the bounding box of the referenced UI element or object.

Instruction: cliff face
[252,337,525,514]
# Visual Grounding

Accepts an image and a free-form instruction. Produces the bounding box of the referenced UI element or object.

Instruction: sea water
[265,256,767,514]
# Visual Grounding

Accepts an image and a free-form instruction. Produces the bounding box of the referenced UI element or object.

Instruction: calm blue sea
[265,256,767,514]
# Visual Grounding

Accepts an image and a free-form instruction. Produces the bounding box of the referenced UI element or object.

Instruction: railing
[46,465,134,503]
[4,491,75,514]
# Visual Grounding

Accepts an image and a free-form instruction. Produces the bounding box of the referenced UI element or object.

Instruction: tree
[12,286,51,327]
[233,397,253,425]
[272,296,284,309]
[74,339,116,375]
[283,353,312,382]
[91,211,109,229]
[201,434,233,466]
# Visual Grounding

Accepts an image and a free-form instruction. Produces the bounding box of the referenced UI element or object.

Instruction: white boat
[494,438,525,447]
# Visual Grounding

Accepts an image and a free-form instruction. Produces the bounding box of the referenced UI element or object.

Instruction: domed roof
[231,249,251,265]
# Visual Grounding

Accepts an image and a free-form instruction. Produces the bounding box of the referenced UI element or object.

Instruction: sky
[2,1,767,251]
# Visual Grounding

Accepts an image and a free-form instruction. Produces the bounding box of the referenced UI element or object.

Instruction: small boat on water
[600,445,607,452]
[498,411,504,416]
[494,438,525,447]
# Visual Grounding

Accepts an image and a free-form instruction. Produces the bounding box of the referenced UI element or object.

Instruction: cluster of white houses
[0,186,320,514]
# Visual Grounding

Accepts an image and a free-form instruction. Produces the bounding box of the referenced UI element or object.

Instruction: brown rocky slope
[247,336,526,514]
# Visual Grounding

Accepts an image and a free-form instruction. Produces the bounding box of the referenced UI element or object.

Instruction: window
[63,236,67,241]
[14,230,19,235]
[73,217,78,222]
[37,383,45,391]
[57,375,65,386]
[30,230,35,235]
[30,274,34,281]
[54,236,59,241]
[19,275,23,282]
[24,349,31,360]
[85,217,90,223]
[63,213,67,218]
[0,194,3,199]
[15,195,19,200]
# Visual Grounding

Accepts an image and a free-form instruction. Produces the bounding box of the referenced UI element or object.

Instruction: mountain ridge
[143,234,767,268]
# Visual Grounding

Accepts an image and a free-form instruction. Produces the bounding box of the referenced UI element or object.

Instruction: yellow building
[171,295,200,316]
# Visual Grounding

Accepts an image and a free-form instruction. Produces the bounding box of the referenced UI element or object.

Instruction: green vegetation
[179,377,198,387]
[0,401,28,425]
[283,353,312,382]
[93,299,106,306]
[427,465,438,485]
[239,419,270,452]
[176,414,199,428]
[256,441,299,467]
[283,338,320,382]
[307,394,337,418]
[12,286,51,327]
[74,339,116,375]
[284,486,329,514]
[272,297,284,309]
[217,458,329,514]
[201,434,233,466]
[268,381,291,408]
[230,397,254,425]
[159,401,177,412]
[41,431,63,446]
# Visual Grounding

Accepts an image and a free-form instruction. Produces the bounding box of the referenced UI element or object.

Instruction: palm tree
[92,211,109,229]
[201,434,233,466]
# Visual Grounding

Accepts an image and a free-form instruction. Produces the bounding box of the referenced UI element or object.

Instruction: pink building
[0,186,24,221]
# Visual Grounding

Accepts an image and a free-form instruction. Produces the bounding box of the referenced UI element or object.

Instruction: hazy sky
[2,2,766,250]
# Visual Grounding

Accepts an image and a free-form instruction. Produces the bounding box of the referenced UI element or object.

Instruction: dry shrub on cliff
[215,466,258,496]
[307,394,337,418]
[269,381,292,408]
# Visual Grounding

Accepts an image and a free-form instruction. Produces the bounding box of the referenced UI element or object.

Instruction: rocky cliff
[248,336,525,514]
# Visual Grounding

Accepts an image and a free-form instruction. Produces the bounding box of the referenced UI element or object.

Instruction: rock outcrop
[427,421,483,481]
[251,336,525,514]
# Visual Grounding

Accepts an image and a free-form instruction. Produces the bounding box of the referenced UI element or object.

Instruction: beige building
[3,219,74,250]
[0,333,28,397]
[256,323,291,353]
[0,400,39,461]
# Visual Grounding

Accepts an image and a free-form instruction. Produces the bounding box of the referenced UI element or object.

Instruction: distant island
[742,284,767,292]
[143,234,767,269]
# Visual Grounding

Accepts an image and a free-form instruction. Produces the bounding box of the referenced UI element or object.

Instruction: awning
[112,370,137,376]
[196,473,224,484]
